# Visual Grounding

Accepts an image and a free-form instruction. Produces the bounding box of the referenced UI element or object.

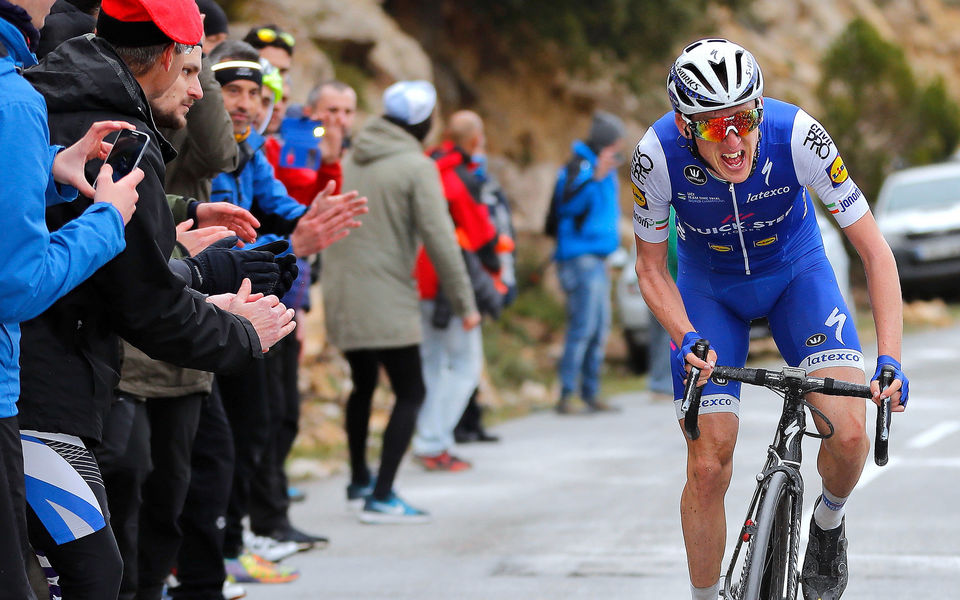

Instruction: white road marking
[908,421,960,449]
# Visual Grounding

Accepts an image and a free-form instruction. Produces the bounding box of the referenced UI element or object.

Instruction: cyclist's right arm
[630,129,715,381]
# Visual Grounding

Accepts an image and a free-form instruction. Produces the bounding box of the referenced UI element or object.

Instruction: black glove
[185,236,280,295]
[257,240,299,297]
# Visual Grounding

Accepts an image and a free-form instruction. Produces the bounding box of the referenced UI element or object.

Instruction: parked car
[875,161,960,298]
[614,213,851,374]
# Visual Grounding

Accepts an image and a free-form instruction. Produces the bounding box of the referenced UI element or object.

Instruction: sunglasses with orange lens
[684,107,763,143]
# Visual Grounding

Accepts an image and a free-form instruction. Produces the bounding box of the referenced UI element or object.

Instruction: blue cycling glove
[873,355,909,408]
[676,331,702,366]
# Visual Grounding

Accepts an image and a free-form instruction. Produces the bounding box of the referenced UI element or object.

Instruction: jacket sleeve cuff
[46,146,80,206]
[236,314,263,357]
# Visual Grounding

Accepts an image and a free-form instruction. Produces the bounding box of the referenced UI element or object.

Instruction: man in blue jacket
[0,0,142,594]
[554,111,625,414]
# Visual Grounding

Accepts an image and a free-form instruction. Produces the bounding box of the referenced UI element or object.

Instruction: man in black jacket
[18,0,295,597]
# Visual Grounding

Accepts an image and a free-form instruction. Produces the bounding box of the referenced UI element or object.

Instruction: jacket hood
[351,115,424,165]
[26,34,175,159]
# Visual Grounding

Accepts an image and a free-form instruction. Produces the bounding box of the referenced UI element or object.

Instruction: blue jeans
[413,301,483,456]
[647,319,673,395]
[557,254,610,400]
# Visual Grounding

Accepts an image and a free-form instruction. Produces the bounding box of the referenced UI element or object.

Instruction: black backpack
[544,157,591,238]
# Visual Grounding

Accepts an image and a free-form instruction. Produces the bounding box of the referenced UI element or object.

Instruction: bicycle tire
[738,471,795,600]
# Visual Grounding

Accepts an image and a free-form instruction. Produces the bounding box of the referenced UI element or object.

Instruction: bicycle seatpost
[682,339,710,441]
[875,364,896,466]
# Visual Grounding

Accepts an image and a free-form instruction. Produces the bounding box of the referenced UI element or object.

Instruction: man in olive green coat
[323,80,479,523]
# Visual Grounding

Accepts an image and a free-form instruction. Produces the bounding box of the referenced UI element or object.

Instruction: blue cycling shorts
[670,249,863,420]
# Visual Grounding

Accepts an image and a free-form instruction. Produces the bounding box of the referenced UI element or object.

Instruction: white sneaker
[222,579,247,599]
[242,530,299,562]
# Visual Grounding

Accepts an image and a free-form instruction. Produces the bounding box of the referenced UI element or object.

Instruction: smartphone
[279,117,324,170]
[104,129,150,182]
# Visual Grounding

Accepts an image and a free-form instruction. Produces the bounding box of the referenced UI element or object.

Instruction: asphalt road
[246,326,960,599]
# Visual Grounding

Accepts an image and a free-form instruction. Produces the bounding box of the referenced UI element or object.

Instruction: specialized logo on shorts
[632,183,648,209]
[805,333,827,347]
[754,235,778,248]
[825,306,846,344]
[684,165,707,185]
[825,188,861,215]
[709,243,733,252]
[632,149,654,186]
[803,123,833,159]
[827,155,848,188]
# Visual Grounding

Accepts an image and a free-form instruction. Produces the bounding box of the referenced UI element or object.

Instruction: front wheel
[726,471,799,600]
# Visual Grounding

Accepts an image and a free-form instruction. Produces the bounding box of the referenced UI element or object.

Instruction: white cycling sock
[691,578,721,600]
[813,486,848,531]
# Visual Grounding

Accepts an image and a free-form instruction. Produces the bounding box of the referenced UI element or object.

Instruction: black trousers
[344,345,425,500]
[28,431,121,600]
[172,388,235,600]
[0,415,36,600]
[217,358,270,559]
[136,393,204,600]
[249,332,301,535]
[96,397,151,600]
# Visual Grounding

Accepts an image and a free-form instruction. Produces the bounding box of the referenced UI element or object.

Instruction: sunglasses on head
[256,27,295,49]
[683,107,763,143]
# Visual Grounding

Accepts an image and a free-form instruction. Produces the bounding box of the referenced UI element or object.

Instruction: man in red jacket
[412,110,503,471]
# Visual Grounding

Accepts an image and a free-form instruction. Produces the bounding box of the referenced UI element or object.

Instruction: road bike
[680,340,895,600]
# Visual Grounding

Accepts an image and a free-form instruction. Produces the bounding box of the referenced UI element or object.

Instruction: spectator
[18,0,296,596]
[323,80,480,523]
[553,111,624,415]
[0,0,141,595]
[243,23,292,76]
[36,0,97,58]
[208,40,366,580]
[195,0,227,52]
[412,110,502,471]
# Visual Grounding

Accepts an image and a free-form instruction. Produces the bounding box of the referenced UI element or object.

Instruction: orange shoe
[415,451,472,472]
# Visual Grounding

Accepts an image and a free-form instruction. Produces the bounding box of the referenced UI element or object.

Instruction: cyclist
[631,39,909,600]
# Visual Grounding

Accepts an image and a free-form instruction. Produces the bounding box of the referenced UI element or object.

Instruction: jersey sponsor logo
[681,205,794,236]
[677,191,724,203]
[803,123,833,159]
[825,188,862,215]
[754,235,778,247]
[805,333,827,347]
[684,165,707,185]
[635,213,669,230]
[632,149,654,185]
[825,307,846,344]
[762,158,773,186]
[709,243,733,252]
[675,221,687,240]
[826,154,848,188]
[632,183,648,209]
[745,186,791,203]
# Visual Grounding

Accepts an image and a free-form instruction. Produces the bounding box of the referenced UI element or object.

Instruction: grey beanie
[586,110,625,153]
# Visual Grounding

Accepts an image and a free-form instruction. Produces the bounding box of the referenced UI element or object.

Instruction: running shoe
[266,524,329,551]
[346,476,376,511]
[242,530,299,562]
[801,502,848,600]
[359,491,431,524]
[414,450,471,472]
[224,553,299,584]
[222,579,246,599]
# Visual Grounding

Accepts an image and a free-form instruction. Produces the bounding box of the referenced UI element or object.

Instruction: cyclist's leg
[674,286,750,588]
[768,256,868,498]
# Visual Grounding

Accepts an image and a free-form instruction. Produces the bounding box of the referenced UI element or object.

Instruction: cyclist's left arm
[842,213,907,411]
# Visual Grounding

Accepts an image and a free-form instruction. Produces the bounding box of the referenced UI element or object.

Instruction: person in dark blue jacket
[553,111,624,414]
[0,0,141,594]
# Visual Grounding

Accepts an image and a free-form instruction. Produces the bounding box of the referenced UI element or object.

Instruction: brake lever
[874,365,895,466]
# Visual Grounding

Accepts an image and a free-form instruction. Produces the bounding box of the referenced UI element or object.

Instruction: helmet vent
[734,51,744,88]
[710,60,729,94]
[685,64,716,95]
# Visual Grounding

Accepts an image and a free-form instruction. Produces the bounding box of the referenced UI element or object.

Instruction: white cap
[383,80,437,125]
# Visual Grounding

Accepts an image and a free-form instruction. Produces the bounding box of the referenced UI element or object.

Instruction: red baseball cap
[99,0,203,46]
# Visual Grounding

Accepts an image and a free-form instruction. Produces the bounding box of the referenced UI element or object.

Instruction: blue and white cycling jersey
[631,98,868,275]
[630,98,870,417]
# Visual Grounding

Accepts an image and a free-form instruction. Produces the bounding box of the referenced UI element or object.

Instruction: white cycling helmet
[667,38,763,115]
